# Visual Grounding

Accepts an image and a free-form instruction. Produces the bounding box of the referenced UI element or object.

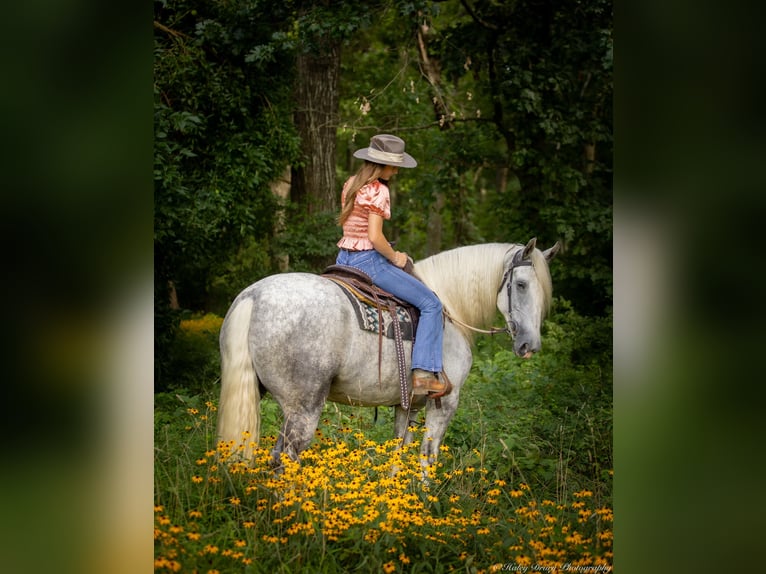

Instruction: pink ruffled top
[337,178,391,251]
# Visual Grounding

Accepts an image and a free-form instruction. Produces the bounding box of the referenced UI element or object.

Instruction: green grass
[155,303,612,572]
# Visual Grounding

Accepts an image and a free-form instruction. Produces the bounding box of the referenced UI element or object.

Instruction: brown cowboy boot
[411,369,452,396]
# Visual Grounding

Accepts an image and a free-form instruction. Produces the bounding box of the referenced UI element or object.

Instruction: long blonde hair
[337,161,387,226]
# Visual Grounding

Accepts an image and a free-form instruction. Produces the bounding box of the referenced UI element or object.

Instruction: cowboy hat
[353,134,417,168]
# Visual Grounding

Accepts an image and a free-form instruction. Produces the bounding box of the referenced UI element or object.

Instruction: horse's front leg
[394,405,421,446]
[391,405,423,476]
[420,394,460,473]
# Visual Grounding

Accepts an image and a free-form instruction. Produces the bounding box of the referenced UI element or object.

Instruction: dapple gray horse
[217,239,560,466]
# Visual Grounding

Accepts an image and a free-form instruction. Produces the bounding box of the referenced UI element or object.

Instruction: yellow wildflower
[573,489,593,498]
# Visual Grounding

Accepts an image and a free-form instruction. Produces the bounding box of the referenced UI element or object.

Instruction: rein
[443,310,509,335]
[443,248,533,337]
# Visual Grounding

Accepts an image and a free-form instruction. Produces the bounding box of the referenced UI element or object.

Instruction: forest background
[153,1,612,569]
[154,0,612,387]
[153,1,612,567]
[5,0,765,570]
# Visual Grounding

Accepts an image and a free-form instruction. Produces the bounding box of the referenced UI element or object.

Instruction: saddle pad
[335,283,415,341]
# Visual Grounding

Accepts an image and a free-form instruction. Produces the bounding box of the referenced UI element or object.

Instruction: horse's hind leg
[270,406,323,468]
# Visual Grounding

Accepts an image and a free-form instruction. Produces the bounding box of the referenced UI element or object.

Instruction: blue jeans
[336,249,443,373]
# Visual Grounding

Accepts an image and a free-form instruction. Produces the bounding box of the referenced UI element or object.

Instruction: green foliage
[206,236,274,314]
[154,0,303,382]
[161,313,224,393]
[447,300,612,502]
[337,0,612,312]
[154,0,613,313]
[275,207,341,272]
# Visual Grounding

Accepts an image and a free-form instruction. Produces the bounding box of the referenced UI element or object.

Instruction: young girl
[336,134,449,397]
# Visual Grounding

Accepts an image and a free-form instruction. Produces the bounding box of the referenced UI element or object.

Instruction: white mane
[413,243,553,341]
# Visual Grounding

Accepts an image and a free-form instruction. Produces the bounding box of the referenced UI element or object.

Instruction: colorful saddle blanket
[321,265,419,340]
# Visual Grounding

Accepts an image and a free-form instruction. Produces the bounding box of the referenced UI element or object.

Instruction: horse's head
[497,238,561,358]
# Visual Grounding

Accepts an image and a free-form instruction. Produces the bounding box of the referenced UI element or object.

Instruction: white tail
[216,297,260,460]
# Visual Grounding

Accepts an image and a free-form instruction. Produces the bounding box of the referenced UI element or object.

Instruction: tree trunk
[416,18,450,126]
[270,167,291,272]
[584,142,596,175]
[291,42,341,214]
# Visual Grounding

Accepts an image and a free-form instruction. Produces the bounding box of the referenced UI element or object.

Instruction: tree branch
[154,20,190,39]
[459,0,499,31]
[344,116,496,134]
[415,20,450,127]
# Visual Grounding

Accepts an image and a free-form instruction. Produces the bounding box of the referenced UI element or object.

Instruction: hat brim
[353,148,418,168]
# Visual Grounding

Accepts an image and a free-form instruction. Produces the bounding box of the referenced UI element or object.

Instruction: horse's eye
[516,281,527,291]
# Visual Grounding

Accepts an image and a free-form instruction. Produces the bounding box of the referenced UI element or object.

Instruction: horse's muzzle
[514,338,540,359]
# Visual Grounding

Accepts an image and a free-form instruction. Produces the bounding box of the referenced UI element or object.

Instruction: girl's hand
[394,251,409,268]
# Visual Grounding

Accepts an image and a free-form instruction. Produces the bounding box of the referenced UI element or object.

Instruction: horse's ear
[522,237,537,260]
[542,241,562,262]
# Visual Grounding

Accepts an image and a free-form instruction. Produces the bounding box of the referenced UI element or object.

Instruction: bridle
[443,248,533,336]
[499,248,533,337]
